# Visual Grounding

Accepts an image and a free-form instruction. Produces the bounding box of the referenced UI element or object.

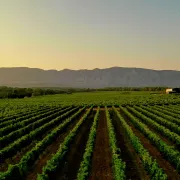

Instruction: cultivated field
[0,92,180,180]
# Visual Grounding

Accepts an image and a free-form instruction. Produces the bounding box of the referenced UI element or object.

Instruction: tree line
[0,86,168,99]
[0,87,72,99]
[95,87,168,91]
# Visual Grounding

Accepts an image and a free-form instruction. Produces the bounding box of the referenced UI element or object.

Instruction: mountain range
[0,67,180,88]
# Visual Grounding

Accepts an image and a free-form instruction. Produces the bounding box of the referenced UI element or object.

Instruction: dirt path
[53,110,96,180]
[25,109,86,180]
[89,110,113,180]
[120,108,180,180]
[111,110,149,180]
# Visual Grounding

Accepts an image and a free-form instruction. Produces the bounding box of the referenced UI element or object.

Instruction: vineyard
[0,92,180,180]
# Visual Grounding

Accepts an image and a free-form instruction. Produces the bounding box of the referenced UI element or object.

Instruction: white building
[166,88,173,94]
[166,88,180,94]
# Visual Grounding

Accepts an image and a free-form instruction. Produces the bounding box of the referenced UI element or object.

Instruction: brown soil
[0,122,61,172]
[92,108,113,110]
[0,142,36,172]
[52,110,96,180]
[0,108,80,172]
[89,110,113,180]
[135,107,180,136]
[120,108,180,180]
[128,107,178,148]
[110,110,150,180]
[0,107,70,150]
[25,109,86,180]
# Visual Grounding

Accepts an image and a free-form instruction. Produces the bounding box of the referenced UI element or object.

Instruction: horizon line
[0,66,179,72]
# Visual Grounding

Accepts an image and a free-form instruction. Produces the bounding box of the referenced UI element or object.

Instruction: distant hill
[0,67,180,88]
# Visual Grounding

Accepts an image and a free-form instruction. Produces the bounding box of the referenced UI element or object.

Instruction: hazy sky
[0,0,180,70]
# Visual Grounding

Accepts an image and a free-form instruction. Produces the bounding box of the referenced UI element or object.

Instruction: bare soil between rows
[52,110,96,180]
[89,110,113,180]
[25,108,86,180]
[0,107,76,172]
[120,108,180,180]
[128,107,178,148]
[111,110,149,180]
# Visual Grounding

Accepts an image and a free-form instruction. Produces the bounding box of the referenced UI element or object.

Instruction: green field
[0,91,180,109]
[0,91,180,180]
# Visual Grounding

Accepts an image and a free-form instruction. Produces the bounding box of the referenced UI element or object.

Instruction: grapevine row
[128,106,180,147]
[141,105,180,126]
[0,107,86,179]
[37,107,93,180]
[105,106,126,180]
[0,107,79,161]
[77,107,100,180]
[0,106,73,149]
[134,106,180,135]
[153,105,180,121]
[124,106,180,172]
[163,105,180,112]
[0,106,65,136]
[0,105,51,123]
[113,107,167,179]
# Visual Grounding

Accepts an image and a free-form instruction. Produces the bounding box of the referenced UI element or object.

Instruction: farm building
[166,88,180,94]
